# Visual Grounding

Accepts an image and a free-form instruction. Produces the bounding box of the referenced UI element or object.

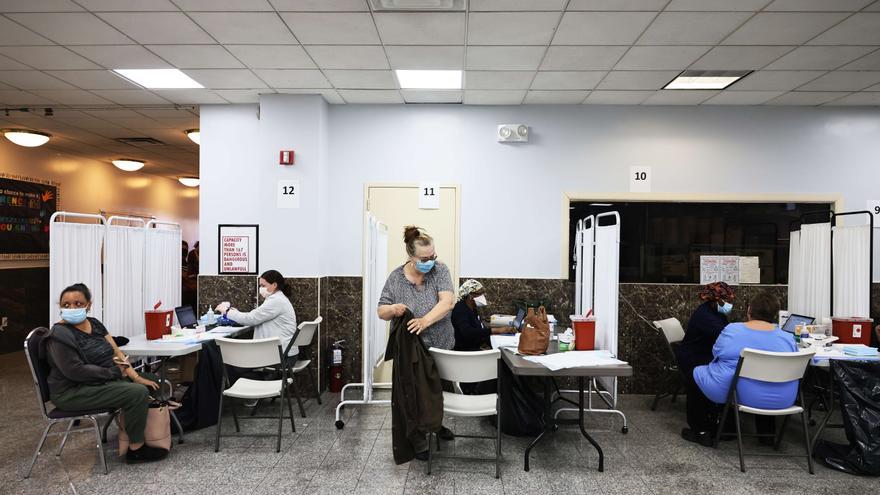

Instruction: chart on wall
[0,174,58,260]
[218,224,259,274]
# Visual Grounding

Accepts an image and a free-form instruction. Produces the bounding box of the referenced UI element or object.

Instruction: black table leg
[578,377,604,472]
[523,377,554,472]
[156,356,185,444]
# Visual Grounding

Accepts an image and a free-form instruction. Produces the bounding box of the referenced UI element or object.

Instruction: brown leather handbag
[518,306,551,356]
[118,400,175,455]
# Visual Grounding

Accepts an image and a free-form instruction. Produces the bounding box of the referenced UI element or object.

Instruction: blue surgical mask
[61,307,88,324]
[718,301,733,315]
[415,259,435,273]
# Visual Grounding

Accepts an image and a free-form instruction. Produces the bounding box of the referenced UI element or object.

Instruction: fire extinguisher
[328,340,345,393]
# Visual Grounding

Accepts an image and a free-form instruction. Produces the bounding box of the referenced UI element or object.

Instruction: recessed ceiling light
[2,129,50,147]
[185,129,200,145]
[664,70,751,90]
[178,176,199,187]
[369,0,465,10]
[112,159,145,172]
[113,69,203,89]
[396,70,462,90]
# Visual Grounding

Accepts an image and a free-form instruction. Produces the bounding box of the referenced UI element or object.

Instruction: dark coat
[675,301,729,375]
[384,309,444,464]
[451,299,490,351]
[41,319,122,398]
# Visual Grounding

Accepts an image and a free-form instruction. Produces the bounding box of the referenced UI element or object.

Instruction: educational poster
[700,255,740,285]
[0,174,59,260]
[218,224,259,274]
[739,257,761,284]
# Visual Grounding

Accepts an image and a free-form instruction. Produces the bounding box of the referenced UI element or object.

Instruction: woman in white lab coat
[216,270,299,358]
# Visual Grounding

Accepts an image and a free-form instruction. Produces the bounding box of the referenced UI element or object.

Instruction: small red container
[145,310,174,340]
[570,315,596,351]
[832,317,874,345]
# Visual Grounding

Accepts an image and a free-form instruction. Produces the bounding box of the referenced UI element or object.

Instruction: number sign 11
[419,182,440,210]
[277,180,300,209]
[629,166,652,193]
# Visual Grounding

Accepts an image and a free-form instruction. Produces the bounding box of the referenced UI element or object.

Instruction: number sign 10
[629,166,652,193]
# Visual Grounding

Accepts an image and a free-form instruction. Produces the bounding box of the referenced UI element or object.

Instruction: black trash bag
[814,361,880,476]
[498,364,544,436]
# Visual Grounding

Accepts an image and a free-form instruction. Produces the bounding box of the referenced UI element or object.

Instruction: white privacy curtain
[104,224,145,337]
[143,225,181,312]
[360,214,389,402]
[593,213,620,393]
[788,231,802,314]
[832,224,871,318]
[49,220,104,325]
[788,222,831,322]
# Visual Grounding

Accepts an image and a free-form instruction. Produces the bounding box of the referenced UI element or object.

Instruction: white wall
[200,96,880,280]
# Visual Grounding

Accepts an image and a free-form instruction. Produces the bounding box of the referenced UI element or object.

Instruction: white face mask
[473,295,488,307]
[259,286,271,299]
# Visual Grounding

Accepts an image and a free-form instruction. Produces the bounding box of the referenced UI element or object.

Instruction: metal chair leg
[86,416,108,475]
[101,413,115,444]
[214,392,224,452]
[426,432,433,475]
[231,399,241,433]
[277,390,284,453]
[309,365,322,405]
[56,420,74,456]
[733,405,745,473]
[495,397,501,479]
[801,411,814,474]
[714,402,731,448]
[291,376,306,418]
[25,421,56,478]
[774,415,790,451]
[285,393,296,433]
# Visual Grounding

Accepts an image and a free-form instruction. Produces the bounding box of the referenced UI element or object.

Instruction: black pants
[684,369,775,437]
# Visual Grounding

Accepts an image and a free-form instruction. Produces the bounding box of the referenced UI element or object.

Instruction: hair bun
[403,225,421,243]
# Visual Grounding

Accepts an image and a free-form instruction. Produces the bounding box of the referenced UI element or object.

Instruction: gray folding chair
[651,318,685,411]
[284,317,323,417]
[713,348,816,474]
[23,328,119,478]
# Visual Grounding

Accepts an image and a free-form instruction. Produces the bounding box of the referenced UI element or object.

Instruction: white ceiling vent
[369,0,465,11]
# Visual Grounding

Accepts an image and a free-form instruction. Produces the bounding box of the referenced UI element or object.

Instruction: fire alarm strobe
[279,150,295,165]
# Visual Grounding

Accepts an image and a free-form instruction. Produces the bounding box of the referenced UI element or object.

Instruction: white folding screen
[788,222,832,322]
[788,231,802,314]
[360,214,390,403]
[49,214,105,325]
[574,217,595,316]
[104,219,145,338]
[832,224,871,318]
[143,222,182,312]
[593,213,620,359]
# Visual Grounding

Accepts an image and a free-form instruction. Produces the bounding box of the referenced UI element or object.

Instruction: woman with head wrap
[451,279,509,352]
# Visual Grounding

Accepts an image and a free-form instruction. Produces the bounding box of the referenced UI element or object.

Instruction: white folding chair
[652,318,685,411]
[284,317,323,418]
[214,337,295,453]
[713,348,816,474]
[426,348,501,479]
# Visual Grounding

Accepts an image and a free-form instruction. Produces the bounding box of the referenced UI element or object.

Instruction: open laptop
[512,307,527,331]
[174,305,199,329]
[782,313,815,333]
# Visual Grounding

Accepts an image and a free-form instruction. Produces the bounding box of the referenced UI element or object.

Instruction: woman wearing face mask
[44,283,167,464]
[451,279,508,352]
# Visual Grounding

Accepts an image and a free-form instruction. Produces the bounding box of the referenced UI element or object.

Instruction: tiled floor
[0,351,874,495]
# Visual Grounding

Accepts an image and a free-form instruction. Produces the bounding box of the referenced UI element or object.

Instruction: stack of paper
[843,345,879,357]
[523,350,627,371]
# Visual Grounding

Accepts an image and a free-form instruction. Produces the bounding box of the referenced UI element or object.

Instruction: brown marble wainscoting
[0,267,49,354]
[197,275,258,316]
[474,278,575,329]
[319,276,363,390]
[286,278,320,394]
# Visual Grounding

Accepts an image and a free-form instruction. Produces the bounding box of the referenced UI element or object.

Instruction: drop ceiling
[1,0,880,178]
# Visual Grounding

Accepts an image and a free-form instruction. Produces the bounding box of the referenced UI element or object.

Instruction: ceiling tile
[253,69,331,88]
[615,46,710,70]
[822,91,880,105]
[0,90,66,104]
[808,13,880,45]
[842,49,880,70]
[642,90,719,105]
[0,0,83,12]
[0,54,27,70]
[400,90,461,103]
[766,91,850,105]
[385,46,464,69]
[765,0,874,11]
[0,70,74,90]
[723,13,849,46]
[690,46,793,70]
[596,70,678,90]
[466,46,546,70]
[464,71,535,90]
[730,70,825,90]
[765,46,876,70]
[76,0,179,11]
[213,89,274,103]
[189,12,297,44]
[567,0,666,10]
[373,13,466,45]
[524,90,588,104]
[583,90,653,104]
[69,45,170,69]
[270,0,368,10]
[472,0,566,9]
[338,89,402,104]
[171,0,274,10]
[702,91,785,105]
[277,88,345,104]
[463,90,525,105]
[0,17,53,45]
[90,89,170,104]
[324,69,396,89]
[531,71,604,90]
[638,12,751,45]
[0,46,100,70]
[181,69,266,89]
[225,45,315,69]
[45,70,139,89]
[553,12,655,45]
[797,71,880,91]
[280,13,380,45]
[152,89,228,104]
[7,13,133,45]
[306,45,389,69]
[146,45,244,69]
[29,89,113,104]
[666,0,771,10]
[97,13,213,44]
[468,12,561,45]
[541,46,628,70]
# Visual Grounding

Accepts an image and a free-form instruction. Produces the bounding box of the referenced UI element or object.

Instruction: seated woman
[451,279,509,352]
[683,292,797,446]
[44,283,167,463]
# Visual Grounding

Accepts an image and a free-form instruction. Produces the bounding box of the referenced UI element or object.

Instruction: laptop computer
[782,313,815,333]
[174,305,198,329]
[513,307,526,331]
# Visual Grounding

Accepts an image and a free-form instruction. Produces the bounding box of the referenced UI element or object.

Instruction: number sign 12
[419,182,440,210]
[277,180,300,209]
[629,166,652,193]
[868,200,880,228]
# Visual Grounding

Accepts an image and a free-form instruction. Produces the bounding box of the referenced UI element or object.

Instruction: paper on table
[522,350,627,371]
[490,333,520,350]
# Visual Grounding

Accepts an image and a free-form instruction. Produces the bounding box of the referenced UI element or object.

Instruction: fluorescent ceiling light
[185,129,200,145]
[664,70,750,90]
[3,129,50,147]
[396,70,462,90]
[178,176,199,187]
[113,69,203,89]
[369,0,465,10]
[112,159,145,172]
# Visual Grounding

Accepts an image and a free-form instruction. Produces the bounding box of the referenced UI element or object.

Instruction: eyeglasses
[414,254,437,263]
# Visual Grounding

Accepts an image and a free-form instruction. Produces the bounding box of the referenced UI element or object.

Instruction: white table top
[120,325,251,358]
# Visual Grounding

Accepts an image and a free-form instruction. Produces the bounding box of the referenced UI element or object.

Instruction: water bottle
[207,308,216,325]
